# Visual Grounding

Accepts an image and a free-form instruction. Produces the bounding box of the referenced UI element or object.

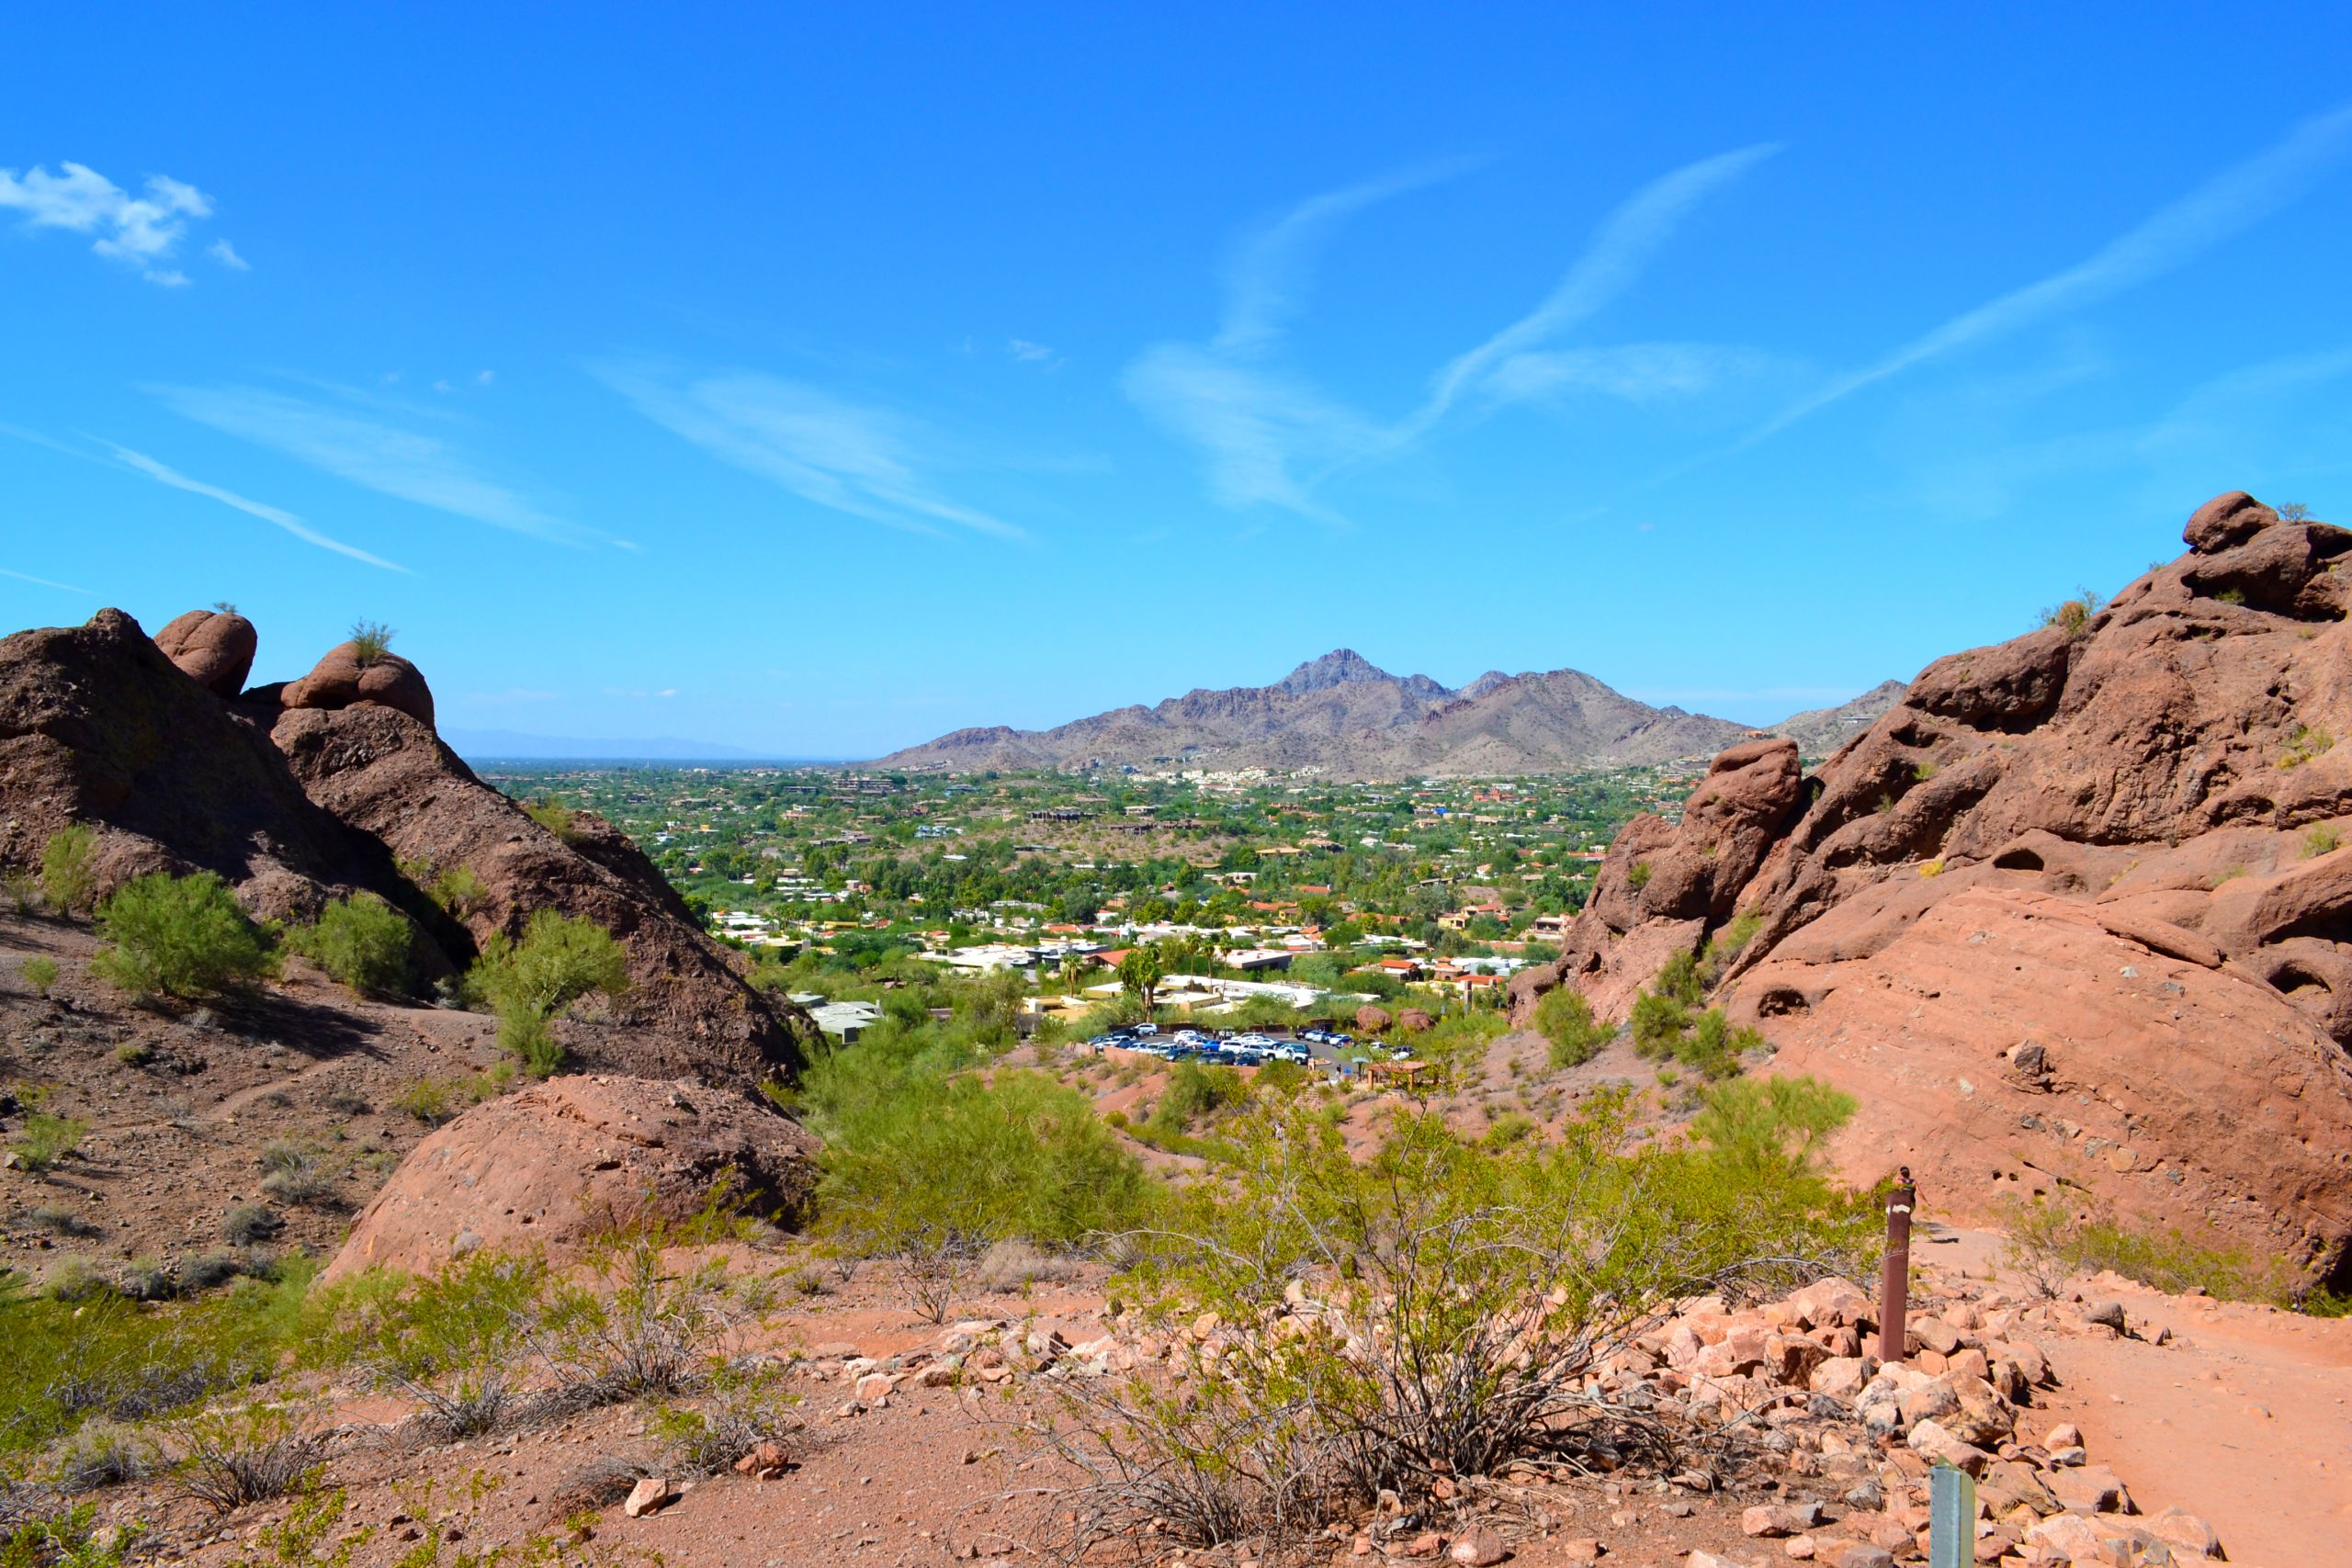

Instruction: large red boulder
[153,608,257,697]
[322,1075,820,1282]
[282,639,435,727]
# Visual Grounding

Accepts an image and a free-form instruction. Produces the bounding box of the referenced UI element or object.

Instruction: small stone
[1783,1536,1817,1560]
[621,1477,674,1518]
[1448,1527,1508,1565]
[1743,1502,1825,1538]
[1404,1532,1445,1558]
[2082,1300,2127,1332]
[2043,1422,2083,1450]
[1559,1539,1604,1562]
[732,1441,790,1479]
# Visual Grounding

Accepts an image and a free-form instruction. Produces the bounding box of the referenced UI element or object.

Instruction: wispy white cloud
[148,383,583,544]
[1007,339,1062,370]
[102,443,410,572]
[1126,149,1775,520]
[1750,102,2352,443]
[1476,342,1774,405]
[0,566,95,595]
[595,360,1023,540]
[1405,144,1779,436]
[206,237,249,271]
[0,162,235,285]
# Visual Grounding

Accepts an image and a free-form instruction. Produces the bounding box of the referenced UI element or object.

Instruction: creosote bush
[40,826,98,917]
[1626,951,1755,1079]
[1998,1194,2305,1307]
[11,1112,85,1175]
[1533,985,1611,1068]
[1046,1086,1874,1552]
[90,871,277,1002]
[284,892,414,996]
[467,910,630,1077]
[20,956,60,1000]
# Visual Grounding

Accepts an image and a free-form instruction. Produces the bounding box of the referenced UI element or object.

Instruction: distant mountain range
[872,651,1905,777]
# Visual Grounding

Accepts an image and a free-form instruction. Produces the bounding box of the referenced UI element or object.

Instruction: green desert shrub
[814,1066,1150,1321]
[1998,1194,2304,1306]
[317,1249,552,1438]
[0,1258,316,1456]
[40,825,98,916]
[284,891,414,995]
[1150,1060,1246,1134]
[1049,1089,1871,1551]
[523,798,579,840]
[1533,985,1611,1068]
[11,1112,86,1174]
[89,871,276,1001]
[467,910,630,1077]
[20,955,59,999]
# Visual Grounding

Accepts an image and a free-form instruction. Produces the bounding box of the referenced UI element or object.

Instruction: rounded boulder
[282,640,435,727]
[322,1074,819,1281]
[153,608,258,698]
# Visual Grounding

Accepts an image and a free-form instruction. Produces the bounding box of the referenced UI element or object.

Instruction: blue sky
[6,5,2351,758]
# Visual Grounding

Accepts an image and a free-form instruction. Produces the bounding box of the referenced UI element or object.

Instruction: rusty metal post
[1879,1167,1917,1363]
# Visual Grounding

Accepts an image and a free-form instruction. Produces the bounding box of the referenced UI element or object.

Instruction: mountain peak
[1275,648,1398,694]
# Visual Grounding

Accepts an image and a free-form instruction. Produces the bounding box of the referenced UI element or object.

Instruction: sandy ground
[1920,1228,2352,1567]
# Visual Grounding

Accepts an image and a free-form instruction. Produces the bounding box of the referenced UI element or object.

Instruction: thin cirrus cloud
[1747,100,2352,445]
[0,162,243,286]
[147,383,587,545]
[1125,146,1779,521]
[596,360,1023,541]
[101,443,410,572]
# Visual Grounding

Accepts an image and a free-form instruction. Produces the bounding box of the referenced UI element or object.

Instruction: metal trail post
[1879,1166,1916,1363]
[1928,1464,1976,1568]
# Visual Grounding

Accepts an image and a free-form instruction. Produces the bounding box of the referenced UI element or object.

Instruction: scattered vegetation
[2038,586,2106,638]
[40,826,98,918]
[1626,951,1755,1079]
[19,956,59,999]
[1998,1194,2312,1308]
[171,1402,327,1513]
[10,1112,86,1175]
[284,892,414,996]
[1624,860,1652,891]
[466,910,630,1077]
[1532,985,1611,1068]
[523,799,580,841]
[2304,824,2343,859]
[1045,1089,1873,1553]
[89,871,277,1002]
[2280,724,2336,769]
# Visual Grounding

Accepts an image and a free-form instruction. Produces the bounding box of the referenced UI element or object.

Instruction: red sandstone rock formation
[322,1074,819,1280]
[1511,492,2352,1285]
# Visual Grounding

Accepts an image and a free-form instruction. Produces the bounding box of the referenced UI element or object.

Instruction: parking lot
[1083,1022,1411,1074]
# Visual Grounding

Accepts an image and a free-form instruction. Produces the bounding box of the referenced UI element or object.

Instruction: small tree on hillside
[1117,946,1165,1013]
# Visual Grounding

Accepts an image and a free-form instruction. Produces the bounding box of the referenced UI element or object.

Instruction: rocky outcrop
[153,608,257,698]
[0,608,421,930]
[280,639,435,726]
[270,702,810,1083]
[0,607,813,1089]
[1513,493,2352,1285]
[322,1074,820,1281]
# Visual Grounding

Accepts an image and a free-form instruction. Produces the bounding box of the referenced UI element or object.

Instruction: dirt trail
[1928,1229,2352,1567]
